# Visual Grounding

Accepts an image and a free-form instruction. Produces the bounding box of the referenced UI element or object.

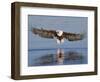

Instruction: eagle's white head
[56,30,63,36]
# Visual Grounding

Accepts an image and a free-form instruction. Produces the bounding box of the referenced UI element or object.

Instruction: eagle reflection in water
[56,48,64,65]
[32,48,84,66]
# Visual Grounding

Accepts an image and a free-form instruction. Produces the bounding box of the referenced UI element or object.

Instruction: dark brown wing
[63,32,84,41]
[32,28,56,39]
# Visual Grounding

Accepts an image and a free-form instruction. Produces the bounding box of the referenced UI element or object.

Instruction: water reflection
[56,48,64,65]
[28,48,87,66]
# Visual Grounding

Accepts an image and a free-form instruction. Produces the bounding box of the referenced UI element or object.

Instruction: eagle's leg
[61,38,64,43]
[56,39,64,44]
[57,39,61,44]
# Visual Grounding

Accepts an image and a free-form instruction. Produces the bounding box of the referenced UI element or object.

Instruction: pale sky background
[28,15,88,50]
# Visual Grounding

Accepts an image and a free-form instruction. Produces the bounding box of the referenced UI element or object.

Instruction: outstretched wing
[32,28,56,39]
[63,32,84,41]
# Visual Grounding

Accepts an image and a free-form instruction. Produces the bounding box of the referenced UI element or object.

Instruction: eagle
[32,28,85,44]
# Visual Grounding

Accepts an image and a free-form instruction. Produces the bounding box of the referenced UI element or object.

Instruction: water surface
[28,48,87,66]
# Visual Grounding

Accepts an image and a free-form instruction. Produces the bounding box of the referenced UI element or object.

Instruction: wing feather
[63,32,84,41]
[32,28,56,38]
